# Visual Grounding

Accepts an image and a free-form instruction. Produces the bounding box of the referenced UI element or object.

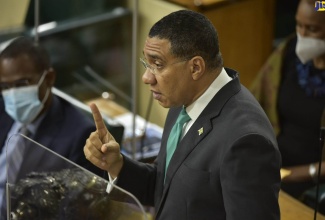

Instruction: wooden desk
[279,190,325,220]
[85,97,129,117]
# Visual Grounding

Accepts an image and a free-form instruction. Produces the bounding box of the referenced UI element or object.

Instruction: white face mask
[295,33,325,64]
[2,72,50,124]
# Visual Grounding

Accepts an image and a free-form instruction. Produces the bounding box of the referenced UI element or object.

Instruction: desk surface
[85,97,129,117]
[280,190,325,220]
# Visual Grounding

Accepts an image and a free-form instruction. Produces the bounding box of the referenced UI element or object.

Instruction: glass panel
[5,133,147,220]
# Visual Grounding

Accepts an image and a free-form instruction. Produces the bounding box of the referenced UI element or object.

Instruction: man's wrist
[108,154,124,179]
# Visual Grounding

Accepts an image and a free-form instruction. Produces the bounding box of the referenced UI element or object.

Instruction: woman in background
[250,0,325,200]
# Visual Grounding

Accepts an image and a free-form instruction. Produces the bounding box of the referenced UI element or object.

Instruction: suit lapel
[18,96,64,175]
[155,70,241,217]
[32,96,63,148]
[164,115,213,184]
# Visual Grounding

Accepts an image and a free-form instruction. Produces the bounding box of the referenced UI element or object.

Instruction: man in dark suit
[84,10,281,219]
[0,37,103,218]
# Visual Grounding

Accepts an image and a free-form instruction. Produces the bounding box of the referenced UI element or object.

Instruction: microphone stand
[314,127,325,220]
[140,95,153,159]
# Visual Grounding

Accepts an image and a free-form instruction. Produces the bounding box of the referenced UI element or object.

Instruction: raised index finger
[89,103,107,139]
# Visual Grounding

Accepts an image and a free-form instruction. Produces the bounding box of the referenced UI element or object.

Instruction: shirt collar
[186,68,232,121]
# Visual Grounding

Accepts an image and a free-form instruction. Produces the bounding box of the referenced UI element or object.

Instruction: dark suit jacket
[117,68,281,220]
[0,95,103,178]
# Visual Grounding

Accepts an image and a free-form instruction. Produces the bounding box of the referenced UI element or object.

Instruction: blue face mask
[2,72,50,124]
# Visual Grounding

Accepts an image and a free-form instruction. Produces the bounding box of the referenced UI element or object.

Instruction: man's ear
[190,56,205,80]
[46,68,56,87]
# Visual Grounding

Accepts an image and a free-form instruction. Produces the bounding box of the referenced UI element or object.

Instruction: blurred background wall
[0,0,299,128]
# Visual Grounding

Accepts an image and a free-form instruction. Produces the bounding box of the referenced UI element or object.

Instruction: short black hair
[149,10,223,71]
[0,37,51,74]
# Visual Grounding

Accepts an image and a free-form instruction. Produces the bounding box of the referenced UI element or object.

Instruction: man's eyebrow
[149,55,164,62]
[149,55,160,60]
[142,51,164,62]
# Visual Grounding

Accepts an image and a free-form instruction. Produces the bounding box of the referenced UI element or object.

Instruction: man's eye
[15,82,29,87]
[0,79,30,90]
[0,84,10,90]
[154,63,163,68]
[307,26,319,33]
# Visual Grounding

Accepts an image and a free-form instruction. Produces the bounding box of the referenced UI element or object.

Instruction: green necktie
[165,107,191,173]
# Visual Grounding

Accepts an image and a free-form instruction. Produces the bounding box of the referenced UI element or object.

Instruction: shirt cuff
[106,172,117,193]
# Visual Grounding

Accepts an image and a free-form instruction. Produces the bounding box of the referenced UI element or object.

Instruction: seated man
[0,37,103,217]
